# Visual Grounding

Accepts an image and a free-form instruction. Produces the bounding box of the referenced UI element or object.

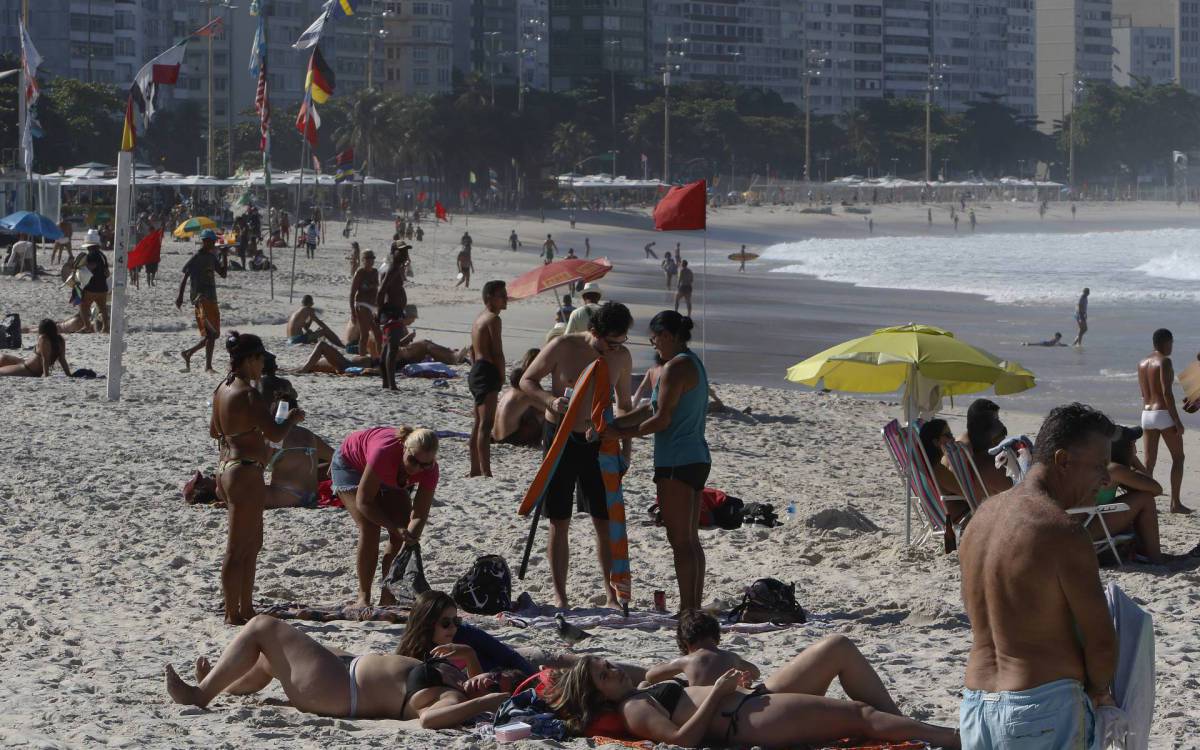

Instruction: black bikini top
[401,658,453,714]
[634,680,685,715]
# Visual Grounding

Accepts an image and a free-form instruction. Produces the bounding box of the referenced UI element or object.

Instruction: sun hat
[581,282,602,298]
[83,228,102,246]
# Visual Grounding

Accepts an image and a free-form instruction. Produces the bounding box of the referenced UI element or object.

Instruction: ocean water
[762,228,1200,306]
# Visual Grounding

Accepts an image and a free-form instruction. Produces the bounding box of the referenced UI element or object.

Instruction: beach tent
[785,323,1035,542]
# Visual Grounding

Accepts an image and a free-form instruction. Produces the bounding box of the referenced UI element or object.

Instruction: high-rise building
[468,0,548,94]
[1112,0,1200,92]
[548,0,650,91]
[1035,0,1113,132]
[1112,16,1175,86]
[381,0,455,94]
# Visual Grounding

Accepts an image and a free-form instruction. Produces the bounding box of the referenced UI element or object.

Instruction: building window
[414,68,430,84]
[413,24,427,39]
[413,47,429,61]
[413,2,428,13]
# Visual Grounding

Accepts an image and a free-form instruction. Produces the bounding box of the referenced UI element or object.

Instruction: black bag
[383,544,430,607]
[728,578,806,624]
[741,502,780,528]
[452,554,513,615]
[1,314,20,349]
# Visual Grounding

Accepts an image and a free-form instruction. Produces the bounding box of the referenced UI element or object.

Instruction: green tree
[550,122,596,173]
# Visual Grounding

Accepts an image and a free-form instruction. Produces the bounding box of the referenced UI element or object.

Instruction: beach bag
[452,554,513,615]
[383,544,430,607]
[1,314,19,349]
[701,488,744,530]
[728,578,806,625]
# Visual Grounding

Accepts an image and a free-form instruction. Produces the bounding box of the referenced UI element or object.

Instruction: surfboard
[727,252,759,262]
[1180,361,1200,412]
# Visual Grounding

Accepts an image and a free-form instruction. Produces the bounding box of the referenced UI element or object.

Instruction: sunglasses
[438,616,462,628]
[408,454,436,469]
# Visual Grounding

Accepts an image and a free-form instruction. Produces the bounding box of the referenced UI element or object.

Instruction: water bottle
[274,400,289,425]
[786,501,796,519]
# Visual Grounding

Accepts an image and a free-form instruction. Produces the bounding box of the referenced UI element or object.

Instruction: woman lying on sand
[165,614,520,726]
[210,332,306,624]
[549,652,960,748]
[0,319,71,377]
[332,426,439,606]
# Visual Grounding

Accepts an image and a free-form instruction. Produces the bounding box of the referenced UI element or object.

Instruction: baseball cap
[199,229,218,241]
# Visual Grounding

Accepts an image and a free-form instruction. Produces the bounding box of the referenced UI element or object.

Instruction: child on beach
[643,610,762,686]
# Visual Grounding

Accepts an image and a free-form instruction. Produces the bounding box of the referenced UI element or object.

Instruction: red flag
[460,188,470,199]
[192,17,224,38]
[127,229,163,270]
[417,191,427,203]
[295,96,319,148]
[653,179,706,231]
[434,201,447,221]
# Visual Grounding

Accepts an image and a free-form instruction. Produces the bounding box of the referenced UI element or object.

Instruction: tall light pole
[484,31,501,105]
[924,59,945,183]
[364,4,392,89]
[225,3,239,177]
[803,48,826,184]
[662,36,688,184]
[207,4,214,176]
[1069,77,1081,195]
[605,38,621,175]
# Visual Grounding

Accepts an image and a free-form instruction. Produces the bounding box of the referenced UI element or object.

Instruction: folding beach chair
[880,420,965,548]
[942,440,987,514]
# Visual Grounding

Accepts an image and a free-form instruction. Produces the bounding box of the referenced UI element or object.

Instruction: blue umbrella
[0,211,64,241]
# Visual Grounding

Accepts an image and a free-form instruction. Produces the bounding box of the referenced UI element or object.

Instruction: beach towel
[496,608,802,635]
[403,361,457,378]
[518,357,631,611]
[255,601,409,623]
[1102,583,1154,750]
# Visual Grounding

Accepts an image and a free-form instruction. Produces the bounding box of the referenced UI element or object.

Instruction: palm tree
[333,87,393,177]
[550,122,596,173]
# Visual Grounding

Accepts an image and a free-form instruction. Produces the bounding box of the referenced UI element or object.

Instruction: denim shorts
[330,447,362,494]
[960,678,1098,750]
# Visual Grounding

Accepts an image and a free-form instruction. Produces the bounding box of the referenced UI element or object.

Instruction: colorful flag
[129,41,189,128]
[121,95,137,151]
[653,179,706,231]
[468,171,477,184]
[488,167,498,192]
[294,9,331,49]
[295,95,320,148]
[434,201,447,221]
[335,148,355,183]
[312,153,322,173]
[250,10,270,153]
[417,191,427,203]
[127,229,163,269]
[192,17,224,38]
[19,20,41,174]
[330,0,356,16]
[305,47,335,104]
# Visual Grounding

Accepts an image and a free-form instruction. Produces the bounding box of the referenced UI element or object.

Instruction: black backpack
[728,578,806,624]
[383,544,430,608]
[452,555,513,615]
[1,314,19,349]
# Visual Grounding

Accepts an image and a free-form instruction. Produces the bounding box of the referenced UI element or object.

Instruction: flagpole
[262,2,274,300]
[701,228,707,363]
[108,149,133,401]
[290,136,307,304]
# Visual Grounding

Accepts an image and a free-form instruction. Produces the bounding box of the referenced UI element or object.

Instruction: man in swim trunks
[469,281,508,477]
[519,302,635,609]
[286,294,343,346]
[1072,287,1089,347]
[959,403,1117,749]
[542,234,557,264]
[492,349,545,447]
[177,230,227,373]
[1138,328,1189,513]
[674,260,694,317]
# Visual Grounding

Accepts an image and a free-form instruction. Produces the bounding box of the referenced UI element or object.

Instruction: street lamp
[484,31,502,105]
[924,59,946,184]
[1069,77,1083,195]
[803,48,826,184]
[605,39,621,175]
[662,36,688,184]
[362,6,393,89]
[199,0,238,177]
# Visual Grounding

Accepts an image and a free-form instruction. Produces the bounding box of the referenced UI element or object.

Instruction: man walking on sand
[177,230,227,373]
[1072,288,1090,347]
[469,280,508,477]
[519,302,635,609]
[542,234,558,264]
[959,402,1117,749]
[1139,328,1190,513]
[675,259,694,316]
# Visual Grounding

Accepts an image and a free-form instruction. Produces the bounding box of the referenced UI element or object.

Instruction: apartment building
[381,0,455,94]
[548,0,651,91]
[1112,16,1175,86]
[1112,0,1200,92]
[1035,0,1112,132]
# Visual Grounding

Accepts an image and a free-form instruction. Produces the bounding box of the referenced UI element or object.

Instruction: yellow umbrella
[173,216,218,239]
[786,323,1036,543]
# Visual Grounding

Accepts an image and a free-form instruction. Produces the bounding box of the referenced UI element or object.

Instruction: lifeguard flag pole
[652,179,707,358]
[107,98,138,401]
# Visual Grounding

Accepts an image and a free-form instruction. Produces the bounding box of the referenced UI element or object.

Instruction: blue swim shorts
[960,678,1098,750]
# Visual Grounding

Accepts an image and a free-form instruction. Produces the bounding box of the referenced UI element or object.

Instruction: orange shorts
[195,299,220,338]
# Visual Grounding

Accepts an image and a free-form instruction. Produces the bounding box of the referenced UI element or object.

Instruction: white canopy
[557,173,666,190]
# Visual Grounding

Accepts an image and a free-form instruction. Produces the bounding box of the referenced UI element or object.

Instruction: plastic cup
[274,401,289,424]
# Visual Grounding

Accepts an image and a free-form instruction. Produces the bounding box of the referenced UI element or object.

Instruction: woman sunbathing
[549,652,960,748]
[164,614,518,726]
[1091,429,1163,564]
[290,340,378,375]
[396,591,541,675]
[0,319,71,377]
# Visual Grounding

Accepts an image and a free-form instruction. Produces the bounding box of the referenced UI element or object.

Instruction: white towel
[1102,583,1155,750]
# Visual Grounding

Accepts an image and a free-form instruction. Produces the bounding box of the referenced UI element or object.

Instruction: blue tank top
[652,349,710,467]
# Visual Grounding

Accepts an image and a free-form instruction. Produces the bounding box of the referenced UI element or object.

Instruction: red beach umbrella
[507,257,613,300]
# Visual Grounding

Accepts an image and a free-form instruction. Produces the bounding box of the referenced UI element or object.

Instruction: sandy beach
[2,200,1199,747]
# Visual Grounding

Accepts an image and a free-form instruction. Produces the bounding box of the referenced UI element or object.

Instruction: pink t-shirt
[339,427,439,491]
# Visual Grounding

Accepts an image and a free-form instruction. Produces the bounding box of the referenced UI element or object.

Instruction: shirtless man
[177,231,227,373]
[286,295,343,346]
[674,260,694,317]
[542,234,557,265]
[519,302,635,609]
[959,403,1117,749]
[1138,328,1189,513]
[492,349,545,447]
[1072,287,1089,347]
[468,281,508,477]
[349,250,381,358]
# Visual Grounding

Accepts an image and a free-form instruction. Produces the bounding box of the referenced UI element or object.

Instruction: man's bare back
[492,388,542,442]
[1138,351,1172,411]
[286,307,315,337]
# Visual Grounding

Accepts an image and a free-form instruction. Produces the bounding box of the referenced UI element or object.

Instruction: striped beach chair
[942,440,987,514]
[881,419,963,548]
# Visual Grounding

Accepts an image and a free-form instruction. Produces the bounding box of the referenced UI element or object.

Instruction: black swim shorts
[468,359,503,405]
[653,463,711,492]
[541,421,608,521]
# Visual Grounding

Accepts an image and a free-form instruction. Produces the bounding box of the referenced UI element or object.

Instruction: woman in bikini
[331,426,439,606]
[164,614,520,726]
[0,319,71,377]
[550,655,960,748]
[209,332,306,624]
[349,250,381,359]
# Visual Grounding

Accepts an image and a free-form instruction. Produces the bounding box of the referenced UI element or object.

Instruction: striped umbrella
[173,216,218,239]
